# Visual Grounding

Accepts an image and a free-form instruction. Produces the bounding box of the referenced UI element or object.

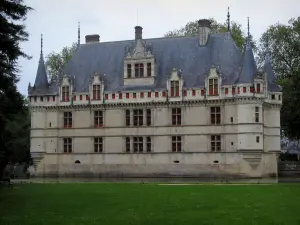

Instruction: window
[230,117,233,123]
[255,107,259,123]
[172,108,181,125]
[86,95,89,100]
[92,84,101,100]
[63,112,72,128]
[201,89,205,96]
[172,136,182,152]
[126,93,129,99]
[170,80,180,97]
[94,111,103,127]
[52,96,55,101]
[243,87,246,93]
[148,92,151,98]
[119,93,122,99]
[79,95,82,101]
[127,64,132,78]
[135,63,144,77]
[192,90,196,96]
[40,96,43,102]
[94,137,103,153]
[256,136,260,143]
[133,137,143,153]
[125,110,130,126]
[133,93,136,98]
[250,86,254,93]
[63,138,72,153]
[211,107,221,124]
[112,93,115,99]
[147,63,151,77]
[62,86,69,101]
[183,90,187,96]
[146,137,152,152]
[278,95,281,100]
[271,94,275,100]
[34,96,37,102]
[125,137,131,152]
[146,109,151,126]
[256,83,261,93]
[211,135,221,152]
[133,109,143,126]
[208,78,218,95]
[155,92,159,98]
[140,92,144,98]
[232,87,236,94]
[225,88,228,94]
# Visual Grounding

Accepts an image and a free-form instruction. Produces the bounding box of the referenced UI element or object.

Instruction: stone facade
[28,19,282,179]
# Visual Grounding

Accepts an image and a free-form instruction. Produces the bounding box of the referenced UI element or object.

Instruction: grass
[1,183,300,225]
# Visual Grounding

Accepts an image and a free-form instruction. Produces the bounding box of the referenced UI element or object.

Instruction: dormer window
[62,86,70,101]
[171,81,180,97]
[208,78,218,95]
[147,63,151,77]
[256,83,261,93]
[135,63,144,77]
[127,64,132,78]
[93,84,101,100]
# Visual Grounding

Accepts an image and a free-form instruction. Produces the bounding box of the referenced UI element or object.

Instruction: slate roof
[264,52,281,92]
[29,30,281,95]
[236,39,257,84]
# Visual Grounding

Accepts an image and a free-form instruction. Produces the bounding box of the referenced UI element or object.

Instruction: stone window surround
[94,137,103,153]
[172,136,182,152]
[125,109,152,127]
[124,136,152,153]
[63,138,72,153]
[211,135,221,152]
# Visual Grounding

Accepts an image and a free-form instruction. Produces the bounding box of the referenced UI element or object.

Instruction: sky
[18,0,300,95]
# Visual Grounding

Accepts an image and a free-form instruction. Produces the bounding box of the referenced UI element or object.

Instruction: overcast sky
[18,0,300,95]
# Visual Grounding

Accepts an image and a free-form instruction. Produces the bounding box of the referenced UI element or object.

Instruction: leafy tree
[0,0,32,178]
[164,18,256,53]
[256,17,300,78]
[45,42,77,80]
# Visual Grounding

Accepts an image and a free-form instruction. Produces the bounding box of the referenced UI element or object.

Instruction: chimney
[135,26,143,40]
[85,34,100,44]
[198,19,211,46]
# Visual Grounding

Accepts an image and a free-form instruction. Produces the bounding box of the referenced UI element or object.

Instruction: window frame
[92,84,101,100]
[210,107,221,125]
[133,136,144,153]
[146,109,151,126]
[127,64,132,78]
[211,135,221,152]
[62,86,70,102]
[146,136,152,152]
[147,63,151,77]
[94,110,103,127]
[170,80,180,97]
[172,136,182,152]
[63,138,72,153]
[94,137,103,153]
[125,110,131,126]
[255,107,259,123]
[172,108,181,126]
[208,78,218,95]
[63,111,72,128]
[125,137,131,153]
[133,109,143,126]
[135,63,144,77]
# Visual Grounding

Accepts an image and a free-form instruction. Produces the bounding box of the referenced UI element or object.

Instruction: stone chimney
[85,34,100,44]
[198,19,211,46]
[135,26,143,40]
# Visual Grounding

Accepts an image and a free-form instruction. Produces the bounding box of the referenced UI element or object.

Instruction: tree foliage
[45,43,77,80]
[164,18,256,53]
[256,17,300,77]
[0,0,32,178]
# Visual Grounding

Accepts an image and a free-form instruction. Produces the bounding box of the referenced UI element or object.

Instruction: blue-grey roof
[34,53,48,88]
[236,39,257,84]
[29,31,281,95]
[264,53,281,92]
[64,33,243,92]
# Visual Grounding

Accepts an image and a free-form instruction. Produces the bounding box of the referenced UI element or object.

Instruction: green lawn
[0,183,300,225]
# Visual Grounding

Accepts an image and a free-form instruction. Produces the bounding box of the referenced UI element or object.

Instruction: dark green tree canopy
[164,18,256,53]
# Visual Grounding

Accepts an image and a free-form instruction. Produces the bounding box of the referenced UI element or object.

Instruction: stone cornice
[29,96,280,111]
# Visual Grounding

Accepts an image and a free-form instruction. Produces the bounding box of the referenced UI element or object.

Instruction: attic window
[271,94,275,100]
[127,64,132,78]
[40,97,43,102]
[256,84,261,93]
[147,63,151,77]
[135,63,144,77]
[278,95,281,100]
[62,86,70,102]
[208,78,218,95]
[170,81,179,97]
[93,85,101,100]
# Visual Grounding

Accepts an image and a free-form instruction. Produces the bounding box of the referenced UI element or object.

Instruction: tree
[256,17,300,78]
[0,0,32,178]
[45,42,77,80]
[164,18,256,53]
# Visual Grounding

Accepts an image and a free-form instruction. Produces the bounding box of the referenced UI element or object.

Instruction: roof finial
[40,33,43,56]
[78,22,80,46]
[136,8,139,26]
[227,7,231,32]
[266,33,269,50]
[247,17,250,38]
